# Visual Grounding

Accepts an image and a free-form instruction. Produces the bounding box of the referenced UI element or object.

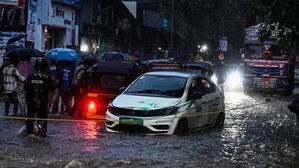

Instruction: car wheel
[215,112,225,128]
[175,118,188,134]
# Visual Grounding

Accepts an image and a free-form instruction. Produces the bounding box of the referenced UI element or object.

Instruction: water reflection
[80,121,102,139]
[74,121,105,152]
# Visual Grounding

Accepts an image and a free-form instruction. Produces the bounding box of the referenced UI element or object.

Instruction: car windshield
[151,65,181,71]
[125,75,187,98]
[185,68,205,75]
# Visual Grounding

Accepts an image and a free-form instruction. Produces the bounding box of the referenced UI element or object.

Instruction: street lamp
[198,44,208,52]
[80,43,88,52]
[201,45,208,52]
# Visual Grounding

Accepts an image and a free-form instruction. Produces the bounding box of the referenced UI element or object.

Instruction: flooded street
[0,91,298,168]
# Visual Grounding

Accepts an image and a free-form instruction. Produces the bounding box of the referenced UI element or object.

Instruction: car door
[203,79,221,125]
[186,77,210,129]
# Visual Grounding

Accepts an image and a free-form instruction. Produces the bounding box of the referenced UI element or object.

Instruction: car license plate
[119,118,143,126]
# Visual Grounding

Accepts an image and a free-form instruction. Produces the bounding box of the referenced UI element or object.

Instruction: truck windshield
[125,75,187,98]
[246,44,285,58]
[246,45,264,58]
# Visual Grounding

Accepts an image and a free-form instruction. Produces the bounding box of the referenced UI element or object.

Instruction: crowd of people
[0,55,95,137]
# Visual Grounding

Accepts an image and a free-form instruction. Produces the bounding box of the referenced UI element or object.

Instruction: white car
[106,71,225,134]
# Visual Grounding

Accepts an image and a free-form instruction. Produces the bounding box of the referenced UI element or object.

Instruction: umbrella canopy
[6,34,26,45]
[2,45,21,52]
[45,48,82,61]
[5,48,44,62]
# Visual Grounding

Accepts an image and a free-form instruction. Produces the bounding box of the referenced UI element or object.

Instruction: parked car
[142,59,183,72]
[106,71,225,134]
[97,52,129,61]
[184,62,213,78]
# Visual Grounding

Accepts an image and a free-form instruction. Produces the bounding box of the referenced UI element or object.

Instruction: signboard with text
[220,37,227,52]
[61,0,80,5]
[27,0,38,42]
[0,0,18,6]
[51,3,75,29]
[0,31,25,65]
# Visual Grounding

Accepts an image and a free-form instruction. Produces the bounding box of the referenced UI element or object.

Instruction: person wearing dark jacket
[24,58,54,137]
[288,95,299,121]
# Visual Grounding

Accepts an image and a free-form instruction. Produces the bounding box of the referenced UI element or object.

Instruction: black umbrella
[5,48,44,62]
[4,45,21,52]
[6,34,26,45]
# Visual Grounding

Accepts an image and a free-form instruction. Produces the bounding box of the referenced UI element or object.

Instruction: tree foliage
[248,0,299,48]
[165,0,298,62]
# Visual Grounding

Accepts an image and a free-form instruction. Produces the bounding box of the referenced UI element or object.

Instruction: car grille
[109,107,163,117]
[108,124,168,134]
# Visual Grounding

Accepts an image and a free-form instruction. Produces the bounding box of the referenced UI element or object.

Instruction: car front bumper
[105,110,179,134]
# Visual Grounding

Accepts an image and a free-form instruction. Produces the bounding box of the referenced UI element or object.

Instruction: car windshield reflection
[125,75,187,98]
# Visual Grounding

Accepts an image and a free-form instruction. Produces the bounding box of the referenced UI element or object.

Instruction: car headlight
[226,71,242,89]
[108,103,114,112]
[211,74,218,84]
[157,107,178,115]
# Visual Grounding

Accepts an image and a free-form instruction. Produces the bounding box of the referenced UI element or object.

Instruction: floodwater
[0,91,298,168]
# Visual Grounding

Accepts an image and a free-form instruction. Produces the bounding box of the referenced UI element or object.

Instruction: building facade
[32,0,79,51]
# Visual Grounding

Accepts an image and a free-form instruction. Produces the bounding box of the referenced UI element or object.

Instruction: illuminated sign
[0,0,18,6]
[61,0,80,5]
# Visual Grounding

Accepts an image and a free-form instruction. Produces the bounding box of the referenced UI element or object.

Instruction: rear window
[100,75,126,88]
[102,53,127,61]
[151,65,181,71]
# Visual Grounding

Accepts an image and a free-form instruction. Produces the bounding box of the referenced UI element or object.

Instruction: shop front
[34,1,78,52]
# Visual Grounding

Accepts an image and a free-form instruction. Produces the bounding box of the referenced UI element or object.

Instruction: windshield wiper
[127,89,163,95]
[162,88,184,97]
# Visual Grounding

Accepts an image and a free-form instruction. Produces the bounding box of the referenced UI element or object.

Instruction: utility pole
[169,0,174,50]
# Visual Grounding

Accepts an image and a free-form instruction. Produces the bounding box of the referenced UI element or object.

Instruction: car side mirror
[119,86,126,92]
[191,92,202,100]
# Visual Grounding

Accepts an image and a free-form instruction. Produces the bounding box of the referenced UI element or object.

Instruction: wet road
[0,91,298,168]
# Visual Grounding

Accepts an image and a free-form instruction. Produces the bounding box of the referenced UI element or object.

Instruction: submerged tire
[175,118,188,134]
[215,112,225,128]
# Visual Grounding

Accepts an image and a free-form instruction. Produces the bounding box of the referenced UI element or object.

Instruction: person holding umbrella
[48,59,60,114]
[58,60,74,116]
[45,48,82,116]
[2,57,26,116]
[70,56,95,117]
[16,55,34,117]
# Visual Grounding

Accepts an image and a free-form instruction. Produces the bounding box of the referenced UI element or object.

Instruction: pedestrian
[16,56,34,117]
[0,57,10,99]
[24,58,54,137]
[288,95,299,121]
[214,62,226,92]
[48,59,60,114]
[58,60,74,116]
[70,56,95,117]
[2,57,25,116]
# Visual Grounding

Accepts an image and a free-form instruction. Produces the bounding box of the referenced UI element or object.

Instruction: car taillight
[86,99,98,115]
[88,101,96,109]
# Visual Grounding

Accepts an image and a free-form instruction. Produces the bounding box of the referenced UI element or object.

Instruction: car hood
[112,94,181,110]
